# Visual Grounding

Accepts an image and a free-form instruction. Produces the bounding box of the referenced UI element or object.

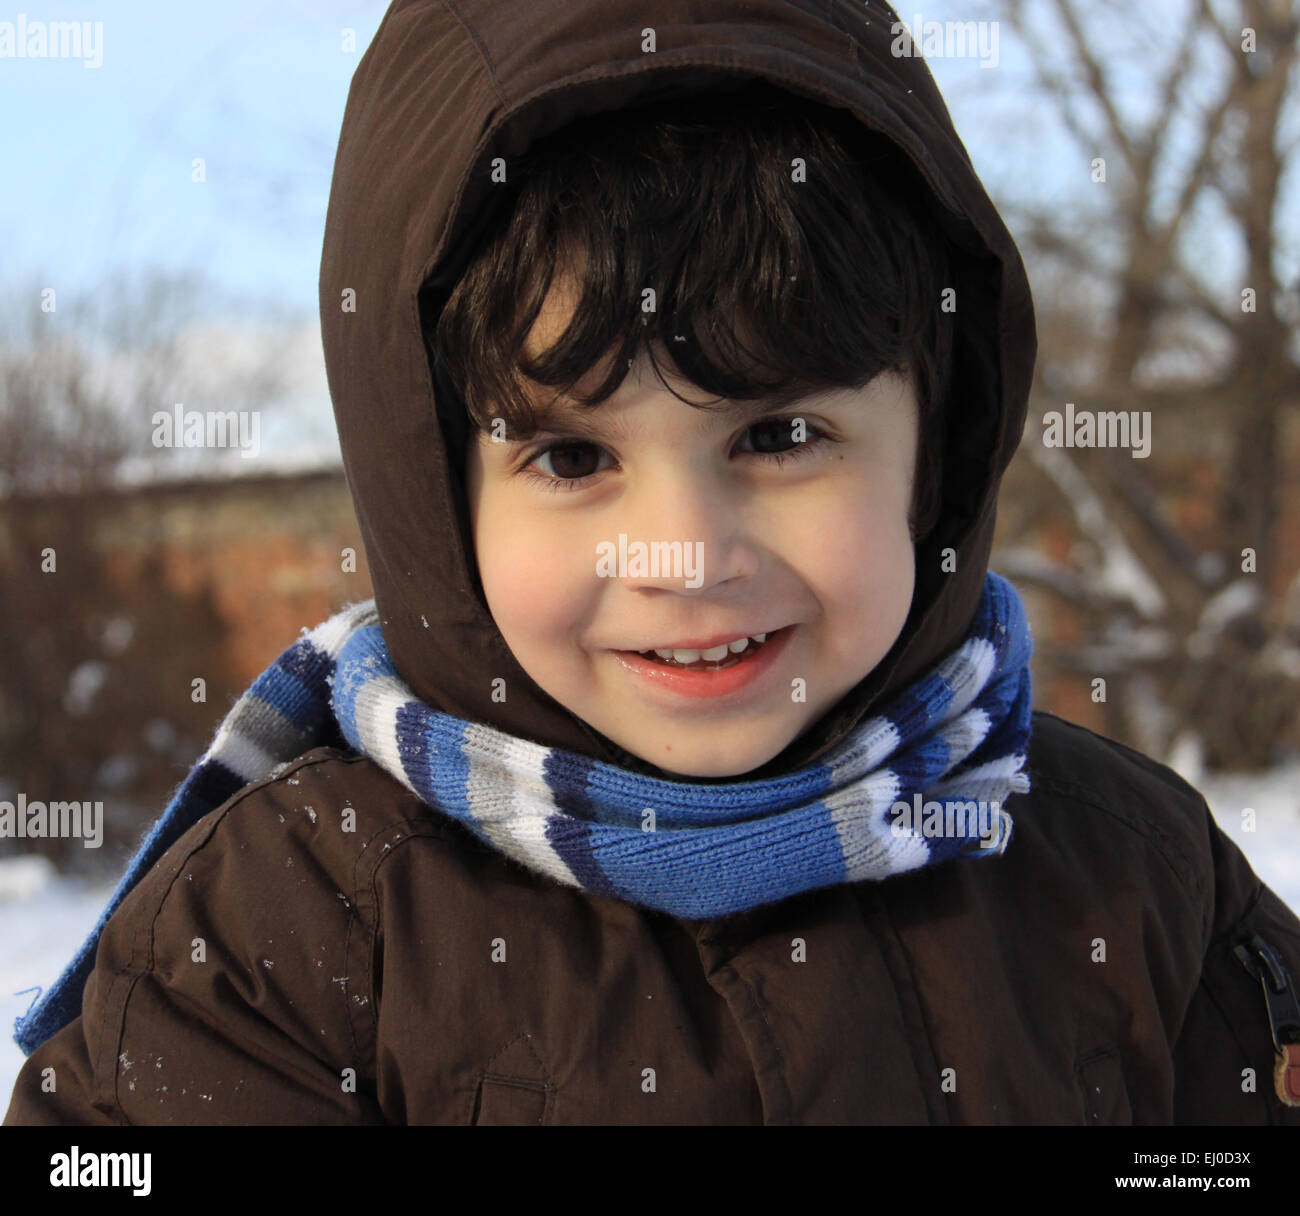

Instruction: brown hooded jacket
[6,0,1300,1124]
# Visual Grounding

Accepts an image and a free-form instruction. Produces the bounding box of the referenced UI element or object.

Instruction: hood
[318,0,1036,780]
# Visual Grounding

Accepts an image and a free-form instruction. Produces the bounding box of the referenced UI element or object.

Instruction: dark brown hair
[425,80,954,541]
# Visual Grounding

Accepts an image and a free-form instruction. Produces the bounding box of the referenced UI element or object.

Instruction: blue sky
[0,1,380,317]
[0,2,1292,335]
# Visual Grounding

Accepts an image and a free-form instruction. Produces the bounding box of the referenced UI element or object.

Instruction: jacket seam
[1029,710,1219,890]
[1074,1044,1132,1124]
[1180,969,1278,1126]
[1033,710,1202,793]
[856,885,950,1124]
[130,748,378,968]
[97,970,140,1124]
[353,819,529,1124]
[1024,767,1204,912]
[341,880,367,1069]
[1172,879,1289,1125]
[1191,896,1286,1125]
[1208,883,1264,948]
[730,966,794,1124]
[440,0,507,105]
[351,819,452,1061]
[471,1031,556,1125]
[132,749,365,972]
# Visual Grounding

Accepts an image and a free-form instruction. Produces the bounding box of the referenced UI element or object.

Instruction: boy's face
[464,285,919,779]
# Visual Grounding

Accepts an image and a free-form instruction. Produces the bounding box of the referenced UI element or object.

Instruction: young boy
[8,0,1300,1125]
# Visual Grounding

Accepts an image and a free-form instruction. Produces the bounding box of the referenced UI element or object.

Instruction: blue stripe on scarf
[542,753,632,898]
[580,760,836,822]
[398,707,471,815]
[586,804,851,917]
[265,646,335,730]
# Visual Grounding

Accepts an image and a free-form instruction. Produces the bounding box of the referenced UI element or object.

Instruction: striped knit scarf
[14,571,1033,1055]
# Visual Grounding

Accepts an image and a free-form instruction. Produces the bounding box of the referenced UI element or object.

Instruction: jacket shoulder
[4,746,434,1125]
[1027,709,1211,820]
[1025,711,1300,1122]
[124,745,457,940]
[218,745,455,890]
[1025,709,1212,914]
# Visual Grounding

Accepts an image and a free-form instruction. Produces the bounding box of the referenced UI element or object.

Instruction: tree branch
[1051,0,1140,174]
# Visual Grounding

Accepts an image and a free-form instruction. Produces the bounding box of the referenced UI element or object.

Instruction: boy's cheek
[803,482,914,587]
[477,523,593,642]
[813,510,916,659]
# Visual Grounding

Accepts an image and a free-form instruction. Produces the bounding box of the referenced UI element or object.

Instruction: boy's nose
[614,474,759,593]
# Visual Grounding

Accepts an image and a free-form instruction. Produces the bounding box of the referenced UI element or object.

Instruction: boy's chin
[596,725,794,782]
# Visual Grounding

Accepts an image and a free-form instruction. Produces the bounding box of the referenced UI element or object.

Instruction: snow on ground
[1,764,1297,1114]
[1193,762,1300,915]
[1,862,118,1116]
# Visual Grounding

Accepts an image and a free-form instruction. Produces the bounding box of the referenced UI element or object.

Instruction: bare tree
[987,0,1300,768]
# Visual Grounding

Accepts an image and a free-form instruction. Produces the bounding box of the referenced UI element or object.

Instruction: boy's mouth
[610,625,796,700]
[617,627,787,671]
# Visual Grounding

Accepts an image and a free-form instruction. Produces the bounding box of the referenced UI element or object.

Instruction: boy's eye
[737,418,810,455]
[529,442,612,483]
[521,417,831,493]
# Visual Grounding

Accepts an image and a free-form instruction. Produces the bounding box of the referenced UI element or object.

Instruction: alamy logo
[1041,402,1152,458]
[890,14,999,68]
[595,533,704,589]
[0,15,103,67]
[151,404,261,459]
[50,1147,150,1196]
[0,793,103,848]
[889,794,1005,851]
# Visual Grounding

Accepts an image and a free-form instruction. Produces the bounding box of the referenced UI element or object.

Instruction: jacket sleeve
[1172,803,1300,1124]
[4,768,386,1125]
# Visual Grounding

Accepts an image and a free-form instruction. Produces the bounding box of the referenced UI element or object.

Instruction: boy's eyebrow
[528,394,816,441]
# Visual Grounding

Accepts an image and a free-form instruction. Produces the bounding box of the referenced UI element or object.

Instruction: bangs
[427,80,954,537]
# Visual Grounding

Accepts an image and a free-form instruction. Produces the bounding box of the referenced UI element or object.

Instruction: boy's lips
[608,624,796,700]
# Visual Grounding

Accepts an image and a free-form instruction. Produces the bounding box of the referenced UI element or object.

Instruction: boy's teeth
[645,633,771,665]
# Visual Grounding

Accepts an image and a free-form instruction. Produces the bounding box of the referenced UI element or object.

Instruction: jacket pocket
[1076,1045,1133,1124]
[471,1073,551,1125]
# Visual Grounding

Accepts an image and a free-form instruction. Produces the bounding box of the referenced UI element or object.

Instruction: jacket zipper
[1233,933,1300,1108]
